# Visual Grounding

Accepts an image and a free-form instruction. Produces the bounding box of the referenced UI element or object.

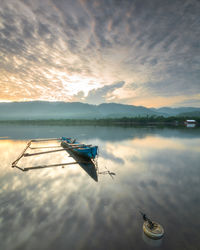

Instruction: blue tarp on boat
[61,137,98,160]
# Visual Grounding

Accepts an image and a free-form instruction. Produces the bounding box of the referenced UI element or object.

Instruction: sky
[0,0,199,107]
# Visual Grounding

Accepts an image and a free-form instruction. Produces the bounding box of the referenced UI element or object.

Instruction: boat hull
[61,139,98,161]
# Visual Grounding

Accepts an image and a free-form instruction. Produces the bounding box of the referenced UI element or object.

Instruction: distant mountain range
[0,101,199,120]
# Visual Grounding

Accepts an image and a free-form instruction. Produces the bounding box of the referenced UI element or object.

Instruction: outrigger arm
[14,161,80,172]
[12,138,66,169]
[11,137,98,172]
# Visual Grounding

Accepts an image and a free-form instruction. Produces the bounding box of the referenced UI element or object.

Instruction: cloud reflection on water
[0,128,200,250]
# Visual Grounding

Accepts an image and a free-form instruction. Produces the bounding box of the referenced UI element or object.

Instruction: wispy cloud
[0,0,199,106]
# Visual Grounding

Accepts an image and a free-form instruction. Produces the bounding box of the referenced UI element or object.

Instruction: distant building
[184,120,196,128]
[184,120,196,124]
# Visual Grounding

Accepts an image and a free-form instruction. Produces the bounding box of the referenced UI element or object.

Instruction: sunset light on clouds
[0,0,200,107]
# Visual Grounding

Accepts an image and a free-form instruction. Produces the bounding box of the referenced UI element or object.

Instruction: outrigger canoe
[61,137,98,161]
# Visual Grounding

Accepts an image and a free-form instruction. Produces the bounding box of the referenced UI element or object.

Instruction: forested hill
[0,101,199,120]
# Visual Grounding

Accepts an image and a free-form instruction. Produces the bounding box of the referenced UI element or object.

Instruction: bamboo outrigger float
[11,138,64,169]
[12,137,98,167]
[11,137,115,181]
[11,137,98,168]
[11,137,99,181]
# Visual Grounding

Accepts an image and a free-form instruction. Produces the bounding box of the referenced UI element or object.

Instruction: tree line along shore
[0,116,199,126]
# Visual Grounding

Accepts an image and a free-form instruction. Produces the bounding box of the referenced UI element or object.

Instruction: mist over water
[0,125,200,250]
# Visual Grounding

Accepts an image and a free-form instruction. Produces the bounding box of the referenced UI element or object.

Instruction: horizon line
[0,100,200,109]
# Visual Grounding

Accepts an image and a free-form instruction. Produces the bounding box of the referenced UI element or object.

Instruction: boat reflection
[64,148,98,182]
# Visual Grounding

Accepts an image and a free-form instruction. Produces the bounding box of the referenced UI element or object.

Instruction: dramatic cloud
[84,81,125,104]
[0,0,199,107]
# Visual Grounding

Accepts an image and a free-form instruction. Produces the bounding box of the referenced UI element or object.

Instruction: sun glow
[48,68,102,96]
[68,75,102,95]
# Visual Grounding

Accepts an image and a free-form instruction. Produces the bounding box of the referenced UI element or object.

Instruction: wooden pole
[12,140,31,167]
[29,146,62,149]
[22,161,79,171]
[31,138,61,142]
[66,145,91,149]
[66,143,84,146]
[66,143,89,146]
[24,148,66,157]
[14,161,80,171]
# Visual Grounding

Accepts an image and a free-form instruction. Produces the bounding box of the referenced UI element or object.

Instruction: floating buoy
[143,220,164,240]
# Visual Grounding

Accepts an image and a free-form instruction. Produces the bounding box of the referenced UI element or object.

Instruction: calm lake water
[0,124,200,250]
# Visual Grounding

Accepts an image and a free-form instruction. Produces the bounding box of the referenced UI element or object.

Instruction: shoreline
[0,117,199,127]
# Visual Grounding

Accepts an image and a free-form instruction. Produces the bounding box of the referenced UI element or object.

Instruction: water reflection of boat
[64,147,98,182]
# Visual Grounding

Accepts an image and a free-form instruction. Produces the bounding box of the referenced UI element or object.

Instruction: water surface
[0,125,200,250]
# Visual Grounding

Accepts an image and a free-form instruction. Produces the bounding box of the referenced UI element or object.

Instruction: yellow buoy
[143,221,164,240]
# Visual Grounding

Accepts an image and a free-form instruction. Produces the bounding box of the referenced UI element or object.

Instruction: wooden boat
[61,137,98,161]
[11,137,99,181]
